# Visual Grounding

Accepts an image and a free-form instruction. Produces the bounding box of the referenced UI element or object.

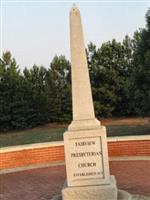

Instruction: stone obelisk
[62,4,118,200]
[68,4,100,131]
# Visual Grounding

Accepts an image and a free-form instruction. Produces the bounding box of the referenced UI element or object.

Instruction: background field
[0,117,149,148]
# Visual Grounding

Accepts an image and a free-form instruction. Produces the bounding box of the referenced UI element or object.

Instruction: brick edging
[1,135,149,153]
[0,135,150,170]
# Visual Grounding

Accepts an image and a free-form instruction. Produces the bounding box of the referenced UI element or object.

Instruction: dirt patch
[101,117,150,126]
[32,117,150,130]
[31,123,68,131]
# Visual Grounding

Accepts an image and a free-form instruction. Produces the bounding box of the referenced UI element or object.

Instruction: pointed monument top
[71,3,79,12]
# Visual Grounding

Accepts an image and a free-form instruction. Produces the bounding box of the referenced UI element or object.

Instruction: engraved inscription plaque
[67,136,104,182]
[64,128,110,187]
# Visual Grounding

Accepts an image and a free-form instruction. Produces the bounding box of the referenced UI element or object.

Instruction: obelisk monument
[62,4,118,200]
[68,3,100,131]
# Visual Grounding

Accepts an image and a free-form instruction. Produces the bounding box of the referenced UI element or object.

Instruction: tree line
[0,9,150,132]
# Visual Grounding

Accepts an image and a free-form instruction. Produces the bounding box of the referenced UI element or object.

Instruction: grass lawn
[0,118,150,148]
[0,128,66,148]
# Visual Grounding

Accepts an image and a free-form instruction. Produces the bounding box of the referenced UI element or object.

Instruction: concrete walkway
[0,160,150,200]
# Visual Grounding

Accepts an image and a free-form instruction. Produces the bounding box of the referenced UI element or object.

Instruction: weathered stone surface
[69,4,96,123]
[132,195,150,200]
[62,176,117,200]
[51,192,150,200]
[64,126,110,187]
[118,190,132,200]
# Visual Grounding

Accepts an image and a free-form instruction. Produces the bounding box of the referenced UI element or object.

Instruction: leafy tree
[23,65,48,127]
[0,52,72,132]
[46,55,71,122]
[87,37,133,117]
[129,9,150,116]
[0,51,22,131]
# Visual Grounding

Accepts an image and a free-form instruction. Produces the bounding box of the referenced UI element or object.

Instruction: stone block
[62,176,117,200]
[64,126,110,187]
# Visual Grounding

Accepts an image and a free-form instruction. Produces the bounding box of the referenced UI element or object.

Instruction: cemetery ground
[0,117,150,148]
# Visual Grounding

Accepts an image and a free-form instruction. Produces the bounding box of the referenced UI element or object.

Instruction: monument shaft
[70,6,95,121]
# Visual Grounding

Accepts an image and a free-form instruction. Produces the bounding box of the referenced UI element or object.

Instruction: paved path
[0,160,150,200]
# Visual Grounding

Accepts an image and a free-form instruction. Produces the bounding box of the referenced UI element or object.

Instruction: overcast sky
[1,0,150,70]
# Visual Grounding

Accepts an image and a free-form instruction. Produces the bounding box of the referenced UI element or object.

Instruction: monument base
[62,175,118,200]
[51,191,150,200]
[51,176,150,200]
[51,181,150,200]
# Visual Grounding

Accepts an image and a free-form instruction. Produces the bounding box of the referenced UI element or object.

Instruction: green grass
[0,128,66,148]
[0,124,150,148]
[106,124,150,137]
